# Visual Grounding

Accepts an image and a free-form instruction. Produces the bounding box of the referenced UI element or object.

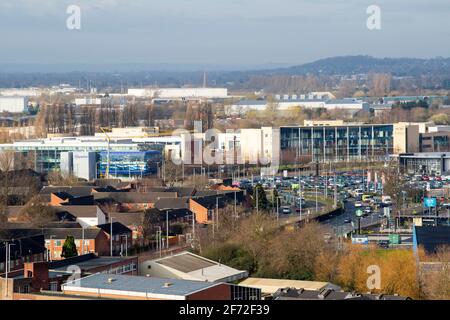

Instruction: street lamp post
[4,242,16,298]
[166,210,169,250]
[120,234,128,257]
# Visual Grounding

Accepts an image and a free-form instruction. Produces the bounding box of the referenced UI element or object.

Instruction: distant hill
[265,55,450,76]
[0,56,449,89]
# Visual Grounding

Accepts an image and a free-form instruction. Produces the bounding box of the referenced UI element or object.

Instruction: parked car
[281,206,291,214]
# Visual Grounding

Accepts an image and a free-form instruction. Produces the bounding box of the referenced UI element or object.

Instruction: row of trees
[32,99,215,137]
[198,209,449,299]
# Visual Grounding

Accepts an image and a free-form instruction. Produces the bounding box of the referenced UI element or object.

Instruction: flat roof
[239,278,336,294]
[62,274,221,298]
[51,256,136,272]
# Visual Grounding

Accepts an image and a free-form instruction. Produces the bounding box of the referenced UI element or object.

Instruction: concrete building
[74,97,104,106]
[396,152,450,175]
[226,98,368,116]
[0,97,28,113]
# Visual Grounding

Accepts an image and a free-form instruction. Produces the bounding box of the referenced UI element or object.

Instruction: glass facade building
[0,136,175,175]
[97,151,162,178]
[280,124,394,163]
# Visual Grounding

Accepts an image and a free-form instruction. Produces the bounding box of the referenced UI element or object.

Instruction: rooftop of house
[53,206,103,218]
[97,222,132,235]
[40,186,97,197]
[109,212,144,227]
[145,187,196,197]
[190,195,230,210]
[0,234,46,263]
[62,273,222,297]
[154,197,189,210]
[93,192,177,204]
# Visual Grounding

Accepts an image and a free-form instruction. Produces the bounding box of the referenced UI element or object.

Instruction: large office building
[276,122,420,163]
[0,135,178,178]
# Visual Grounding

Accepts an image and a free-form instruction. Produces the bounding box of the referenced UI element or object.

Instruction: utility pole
[315,185,319,213]
[276,197,279,223]
[216,197,219,231]
[256,186,259,214]
[234,191,237,219]
[192,212,196,249]
[334,173,338,208]
[82,227,85,255]
[110,217,113,257]
[100,127,111,179]
[166,210,169,250]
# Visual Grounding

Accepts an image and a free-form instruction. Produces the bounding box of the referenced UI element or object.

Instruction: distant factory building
[0,96,29,113]
[128,87,228,99]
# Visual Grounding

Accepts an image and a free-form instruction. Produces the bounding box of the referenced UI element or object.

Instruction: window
[22,285,30,294]
[50,282,58,292]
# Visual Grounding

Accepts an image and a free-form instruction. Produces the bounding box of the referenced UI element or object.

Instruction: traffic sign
[424,197,437,208]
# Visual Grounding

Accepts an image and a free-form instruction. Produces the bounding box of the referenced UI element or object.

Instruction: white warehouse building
[226,98,368,116]
[0,96,28,113]
[128,88,228,99]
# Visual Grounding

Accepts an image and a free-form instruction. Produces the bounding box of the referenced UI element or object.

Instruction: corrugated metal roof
[63,274,219,296]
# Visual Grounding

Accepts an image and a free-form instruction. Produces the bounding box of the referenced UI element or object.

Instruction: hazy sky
[0,0,448,67]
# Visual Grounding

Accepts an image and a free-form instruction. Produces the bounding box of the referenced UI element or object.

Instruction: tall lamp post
[4,242,16,299]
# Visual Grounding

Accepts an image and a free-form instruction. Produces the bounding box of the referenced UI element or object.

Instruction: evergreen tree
[61,235,78,259]
[253,183,268,210]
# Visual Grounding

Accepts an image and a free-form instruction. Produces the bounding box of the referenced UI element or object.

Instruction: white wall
[0,97,27,113]
[128,88,228,99]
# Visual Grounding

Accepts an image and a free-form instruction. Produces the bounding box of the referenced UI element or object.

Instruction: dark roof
[42,228,102,240]
[109,212,144,227]
[49,253,135,272]
[0,234,46,263]
[92,186,119,193]
[53,206,102,218]
[146,187,196,197]
[52,193,95,205]
[146,208,192,221]
[93,192,176,204]
[94,179,129,189]
[6,206,76,223]
[415,226,450,254]
[191,195,230,210]
[40,186,96,197]
[154,197,189,210]
[97,222,132,235]
[52,192,74,200]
